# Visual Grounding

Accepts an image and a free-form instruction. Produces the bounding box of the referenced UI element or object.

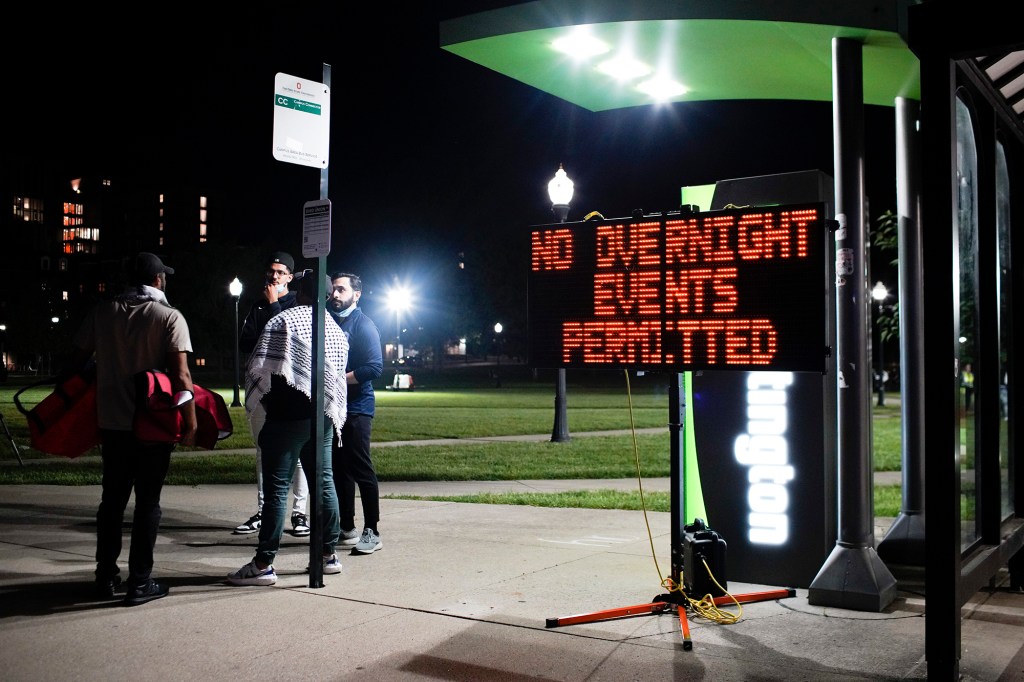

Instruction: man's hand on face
[263,281,280,304]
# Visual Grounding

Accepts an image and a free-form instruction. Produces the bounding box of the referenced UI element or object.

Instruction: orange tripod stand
[546,588,796,650]
[544,373,796,649]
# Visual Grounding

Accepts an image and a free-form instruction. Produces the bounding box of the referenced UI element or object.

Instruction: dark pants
[95,430,173,586]
[334,413,379,531]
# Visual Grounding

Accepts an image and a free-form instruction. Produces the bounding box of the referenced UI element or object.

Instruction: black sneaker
[95,574,122,598]
[291,513,310,537]
[123,580,169,606]
[234,512,261,534]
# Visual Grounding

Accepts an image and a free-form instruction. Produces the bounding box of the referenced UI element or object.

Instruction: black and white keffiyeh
[244,305,349,441]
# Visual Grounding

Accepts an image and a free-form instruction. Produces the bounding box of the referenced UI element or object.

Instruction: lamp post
[0,324,7,381]
[49,316,59,375]
[229,277,243,407]
[494,322,503,388]
[548,164,573,442]
[387,285,412,362]
[871,281,888,407]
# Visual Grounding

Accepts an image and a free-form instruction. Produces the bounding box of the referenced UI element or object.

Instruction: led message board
[528,203,828,372]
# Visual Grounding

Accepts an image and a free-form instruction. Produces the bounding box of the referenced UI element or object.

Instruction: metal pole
[876,301,885,407]
[308,61,331,589]
[551,208,570,442]
[808,36,896,611]
[551,368,569,441]
[876,96,926,566]
[231,295,241,407]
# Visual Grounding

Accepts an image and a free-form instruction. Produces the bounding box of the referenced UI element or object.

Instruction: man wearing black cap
[71,252,197,606]
[234,251,310,537]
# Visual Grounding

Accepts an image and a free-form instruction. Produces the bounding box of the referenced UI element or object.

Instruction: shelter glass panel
[995,138,1013,520]
[956,95,980,551]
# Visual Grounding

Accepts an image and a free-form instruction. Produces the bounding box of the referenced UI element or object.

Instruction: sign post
[272,67,332,587]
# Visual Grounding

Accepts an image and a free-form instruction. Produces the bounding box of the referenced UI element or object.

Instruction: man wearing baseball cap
[71,251,196,605]
[234,251,310,537]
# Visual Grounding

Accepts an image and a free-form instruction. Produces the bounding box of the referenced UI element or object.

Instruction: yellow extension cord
[622,369,743,626]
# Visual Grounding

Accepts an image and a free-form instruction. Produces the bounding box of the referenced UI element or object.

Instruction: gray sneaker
[354,528,382,554]
[339,528,359,546]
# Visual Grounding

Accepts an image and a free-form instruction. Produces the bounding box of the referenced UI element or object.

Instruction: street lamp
[229,277,243,407]
[871,281,888,407]
[387,285,412,362]
[494,322,503,388]
[548,164,574,442]
[0,324,7,380]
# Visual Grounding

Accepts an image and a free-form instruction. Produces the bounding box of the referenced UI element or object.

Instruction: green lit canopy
[440,1,919,112]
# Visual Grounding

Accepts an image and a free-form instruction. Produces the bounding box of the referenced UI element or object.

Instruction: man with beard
[327,272,384,554]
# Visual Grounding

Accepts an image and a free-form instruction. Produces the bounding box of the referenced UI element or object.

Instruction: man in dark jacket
[233,251,311,537]
[328,271,385,553]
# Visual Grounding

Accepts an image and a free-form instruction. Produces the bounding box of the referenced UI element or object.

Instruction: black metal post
[551,203,570,442]
[231,295,241,407]
[876,301,885,407]
[808,36,896,611]
[551,368,569,441]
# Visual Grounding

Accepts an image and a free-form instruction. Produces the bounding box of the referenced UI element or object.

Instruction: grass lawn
[0,366,904,515]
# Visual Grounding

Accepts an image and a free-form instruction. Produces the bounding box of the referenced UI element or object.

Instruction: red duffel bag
[14,365,101,458]
[134,369,233,449]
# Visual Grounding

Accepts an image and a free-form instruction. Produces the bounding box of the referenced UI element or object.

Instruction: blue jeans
[255,416,340,565]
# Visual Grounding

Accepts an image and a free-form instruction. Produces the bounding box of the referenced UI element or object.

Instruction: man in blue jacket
[328,271,385,553]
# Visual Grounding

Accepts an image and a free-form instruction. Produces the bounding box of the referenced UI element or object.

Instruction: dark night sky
[8,2,897,328]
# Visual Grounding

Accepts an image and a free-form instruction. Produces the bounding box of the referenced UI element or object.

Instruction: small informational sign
[302,199,331,258]
[273,73,330,168]
[527,202,829,372]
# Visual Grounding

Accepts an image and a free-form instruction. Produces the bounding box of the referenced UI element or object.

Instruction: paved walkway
[1,481,1021,681]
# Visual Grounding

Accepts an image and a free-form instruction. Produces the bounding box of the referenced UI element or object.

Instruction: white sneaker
[339,528,359,546]
[354,528,382,554]
[306,554,343,575]
[227,560,277,586]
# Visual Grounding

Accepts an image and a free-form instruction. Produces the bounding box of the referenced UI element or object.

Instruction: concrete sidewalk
[1,482,1022,681]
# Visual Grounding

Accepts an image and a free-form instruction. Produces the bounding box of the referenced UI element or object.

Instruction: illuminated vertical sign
[693,370,836,588]
[528,203,829,372]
